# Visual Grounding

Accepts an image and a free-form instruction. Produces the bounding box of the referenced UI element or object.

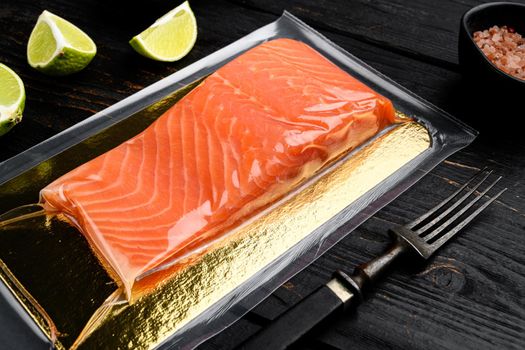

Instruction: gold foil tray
[0,114,430,349]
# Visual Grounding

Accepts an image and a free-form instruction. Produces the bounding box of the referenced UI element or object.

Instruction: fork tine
[416,170,493,234]
[422,176,501,242]
[407,168,488,230]
[430,188,507,250]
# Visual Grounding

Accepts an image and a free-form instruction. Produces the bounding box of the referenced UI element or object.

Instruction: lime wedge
[0,63,25,136]
[129,1,197,62]
[27,11,96,76]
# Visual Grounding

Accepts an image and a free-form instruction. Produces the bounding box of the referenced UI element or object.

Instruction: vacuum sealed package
[0,12,476,350]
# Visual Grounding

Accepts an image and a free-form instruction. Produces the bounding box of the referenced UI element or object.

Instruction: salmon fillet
[41,39,396,296]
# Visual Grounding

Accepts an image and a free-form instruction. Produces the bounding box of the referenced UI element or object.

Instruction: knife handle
[238,278,353,350]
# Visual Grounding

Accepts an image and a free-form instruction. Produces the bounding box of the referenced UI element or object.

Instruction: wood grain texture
[206,159,525,350]
[0,1,523,350]
[230,0,525,66]
[0,0,264,162]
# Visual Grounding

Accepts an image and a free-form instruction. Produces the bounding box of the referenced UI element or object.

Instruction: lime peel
[29,11,68,67]
[0,63,25,136]
[129,1,197,62]
[27,10,97,76]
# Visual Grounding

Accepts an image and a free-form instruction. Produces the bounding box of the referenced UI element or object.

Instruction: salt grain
[473,25,525,81]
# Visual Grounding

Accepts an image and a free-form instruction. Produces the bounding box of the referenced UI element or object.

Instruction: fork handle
[335,240,408,298]
[239,241,408,349]
[238,279,354,350]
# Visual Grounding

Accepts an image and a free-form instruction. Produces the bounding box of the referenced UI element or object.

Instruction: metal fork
[240,169,506,350]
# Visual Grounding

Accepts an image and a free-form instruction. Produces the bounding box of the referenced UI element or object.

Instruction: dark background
[1,0,524,349]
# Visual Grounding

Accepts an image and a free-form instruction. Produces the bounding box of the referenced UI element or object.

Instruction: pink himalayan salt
[473,25,525,81]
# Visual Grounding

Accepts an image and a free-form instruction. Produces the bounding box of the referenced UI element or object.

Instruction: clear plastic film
[0,12,476,350]
[40,38,398,299]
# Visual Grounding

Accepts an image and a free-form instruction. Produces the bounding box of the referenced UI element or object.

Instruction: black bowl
[459,2,525,92]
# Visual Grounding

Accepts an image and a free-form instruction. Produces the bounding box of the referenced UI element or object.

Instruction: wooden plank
[202,156,525,349]
[1,1,524,349]
[1,0,516,161]
[229,0,522,66]
[313,162,525,350]
[3,0,516,162]
[236,128,525,347]
[0,0,271,161]
[194,3,525,349]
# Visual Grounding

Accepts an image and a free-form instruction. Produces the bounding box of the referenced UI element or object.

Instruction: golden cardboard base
[0,117,430,349]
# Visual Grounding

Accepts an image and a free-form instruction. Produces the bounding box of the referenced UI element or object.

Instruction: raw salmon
[41,39,396,297]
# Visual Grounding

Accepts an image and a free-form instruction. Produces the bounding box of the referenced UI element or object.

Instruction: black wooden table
[1,1,524,349]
